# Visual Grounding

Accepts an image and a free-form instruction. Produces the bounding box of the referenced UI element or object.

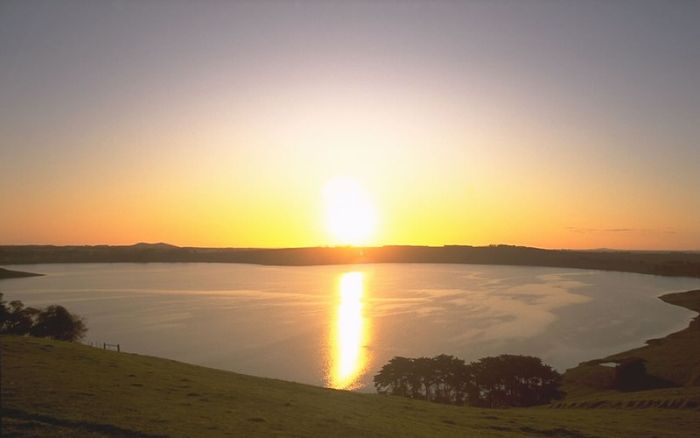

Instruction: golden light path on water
[328,271,368,390]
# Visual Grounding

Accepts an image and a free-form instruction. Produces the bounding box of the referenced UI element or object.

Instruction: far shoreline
[2,243,700,279]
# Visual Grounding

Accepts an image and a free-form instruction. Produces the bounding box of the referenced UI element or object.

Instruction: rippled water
[2,263,699,391]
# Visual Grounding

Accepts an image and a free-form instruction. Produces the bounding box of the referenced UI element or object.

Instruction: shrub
[30,304,87,341]
[0,293,87,341]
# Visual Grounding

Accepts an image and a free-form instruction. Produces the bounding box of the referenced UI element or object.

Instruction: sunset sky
[1,1,699,249]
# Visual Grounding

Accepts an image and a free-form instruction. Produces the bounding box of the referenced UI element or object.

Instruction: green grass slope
[2,336,700,438]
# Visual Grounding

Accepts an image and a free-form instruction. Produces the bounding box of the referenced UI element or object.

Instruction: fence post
[103,342,106,350]
[117,344,120,352]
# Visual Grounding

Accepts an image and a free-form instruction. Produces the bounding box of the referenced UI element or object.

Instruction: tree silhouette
[374,353,562,407]
[431,354,472,404]
[468,355,563,407]
[373,356,412,397]
[30,304,87,341]
[0,294,39,335]
[0,293,87,341]
[375,354,478,405]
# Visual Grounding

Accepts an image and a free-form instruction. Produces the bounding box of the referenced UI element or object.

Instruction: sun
[324,178,377,246]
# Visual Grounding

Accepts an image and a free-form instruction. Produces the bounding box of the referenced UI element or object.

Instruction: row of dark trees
[373,354,563,407]
[0,293,87,341]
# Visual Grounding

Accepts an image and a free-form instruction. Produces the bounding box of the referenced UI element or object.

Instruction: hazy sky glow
[1,0,699,249]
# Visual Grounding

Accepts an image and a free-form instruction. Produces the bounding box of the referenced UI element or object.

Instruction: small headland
[0,267,42,280]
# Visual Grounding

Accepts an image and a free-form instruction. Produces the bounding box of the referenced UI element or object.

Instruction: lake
[2,263,699,391]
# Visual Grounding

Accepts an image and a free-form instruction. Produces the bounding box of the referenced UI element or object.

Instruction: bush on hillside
[0,293,87,342]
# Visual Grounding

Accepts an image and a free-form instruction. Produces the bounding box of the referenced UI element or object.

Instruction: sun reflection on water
[328,271,368,390]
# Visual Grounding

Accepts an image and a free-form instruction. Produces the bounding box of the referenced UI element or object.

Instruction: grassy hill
[2,336,700,438]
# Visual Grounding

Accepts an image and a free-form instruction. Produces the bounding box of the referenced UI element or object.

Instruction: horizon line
[1,242,699,253]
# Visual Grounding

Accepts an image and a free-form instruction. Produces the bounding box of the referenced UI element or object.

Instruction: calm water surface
[2,263,699,391]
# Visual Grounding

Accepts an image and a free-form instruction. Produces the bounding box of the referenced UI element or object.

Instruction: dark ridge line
[2,244,700,278]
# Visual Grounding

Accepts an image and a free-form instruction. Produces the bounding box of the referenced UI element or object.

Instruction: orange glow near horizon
[328,271,368,390]
[1,70,697,251]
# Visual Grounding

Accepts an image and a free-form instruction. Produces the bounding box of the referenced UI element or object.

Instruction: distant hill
[131,242,180,249]
[1,244,700,278]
